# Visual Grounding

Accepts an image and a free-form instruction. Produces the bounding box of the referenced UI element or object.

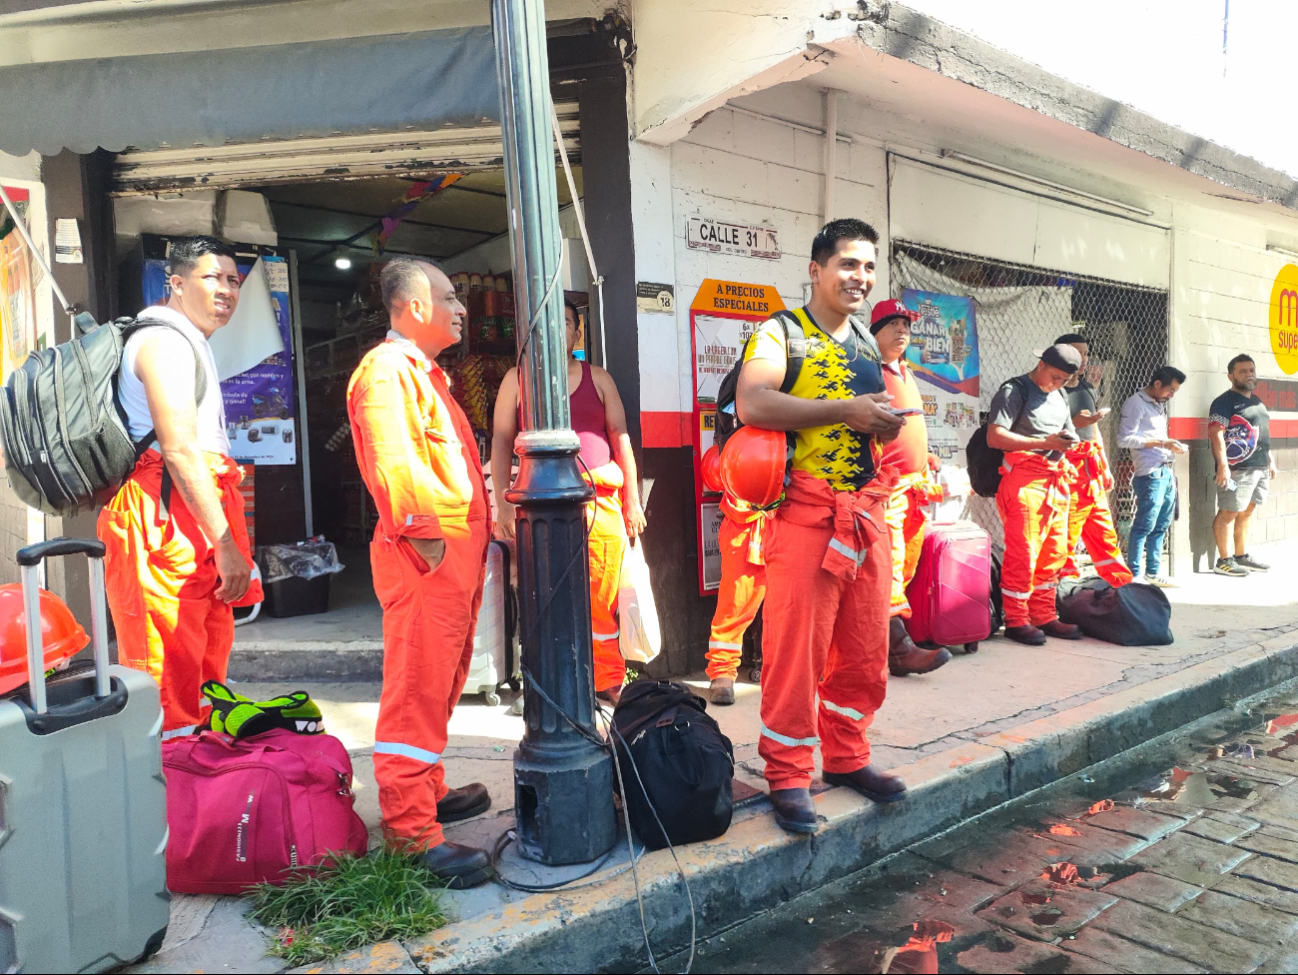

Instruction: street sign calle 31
[687,217,780,260]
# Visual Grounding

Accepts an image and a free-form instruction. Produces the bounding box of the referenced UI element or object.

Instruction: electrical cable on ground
[496,458,697,971]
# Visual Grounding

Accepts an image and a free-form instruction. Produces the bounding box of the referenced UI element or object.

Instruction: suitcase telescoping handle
[16,537,110,714]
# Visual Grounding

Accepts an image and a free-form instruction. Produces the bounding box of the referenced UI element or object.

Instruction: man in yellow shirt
[736,219,907,834]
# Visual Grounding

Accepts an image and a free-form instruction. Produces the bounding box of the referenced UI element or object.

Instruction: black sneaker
[1235,553,1270,572]
[1213,557,1248,577]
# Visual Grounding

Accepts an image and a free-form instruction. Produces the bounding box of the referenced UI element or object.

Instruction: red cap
[870,299,919,334]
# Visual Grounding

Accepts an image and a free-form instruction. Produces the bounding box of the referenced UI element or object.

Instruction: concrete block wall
[633,93,890,676]
[1169,203,1298,569]
[638,97,890,432]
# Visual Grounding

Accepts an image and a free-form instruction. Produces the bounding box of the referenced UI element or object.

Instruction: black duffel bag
[610,679,735,850]
[1057,577,1173,646]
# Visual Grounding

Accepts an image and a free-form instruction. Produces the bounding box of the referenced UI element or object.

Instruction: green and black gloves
[201,680,325,739]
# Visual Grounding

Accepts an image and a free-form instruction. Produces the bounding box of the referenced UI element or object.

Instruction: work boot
[888,617,952,676]
[436,783,491,824]
[710,677,736,705]
[418,841,494,889]
[823,765,908,803]
[1040,619,1083,640]
[1004,624,1046,646]
[769,787,819,834]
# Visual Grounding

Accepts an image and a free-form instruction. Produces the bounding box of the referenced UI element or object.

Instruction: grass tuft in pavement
[247,848,447,966]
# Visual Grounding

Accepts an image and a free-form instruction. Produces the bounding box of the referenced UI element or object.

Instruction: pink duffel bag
[162,729,369,894]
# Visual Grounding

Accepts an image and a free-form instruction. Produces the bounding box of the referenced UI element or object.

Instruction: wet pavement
[677,685,1298,975]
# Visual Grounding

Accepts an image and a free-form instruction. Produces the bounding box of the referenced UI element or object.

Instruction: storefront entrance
[107,149,589,646]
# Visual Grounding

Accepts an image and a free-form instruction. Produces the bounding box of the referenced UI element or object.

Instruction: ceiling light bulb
[334,256,352,270]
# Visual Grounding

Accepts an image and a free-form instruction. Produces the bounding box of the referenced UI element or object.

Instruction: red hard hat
[719,426,787,508]
[0,584,89,697]
[700,444,723,493]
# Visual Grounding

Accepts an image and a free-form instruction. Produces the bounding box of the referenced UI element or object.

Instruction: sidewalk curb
[404,636,1298,973]
[228,644,384,682]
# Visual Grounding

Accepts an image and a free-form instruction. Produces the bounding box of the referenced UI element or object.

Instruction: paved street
[691,689,1298,974]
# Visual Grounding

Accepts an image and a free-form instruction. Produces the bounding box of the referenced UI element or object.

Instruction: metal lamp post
[491,0,617,864]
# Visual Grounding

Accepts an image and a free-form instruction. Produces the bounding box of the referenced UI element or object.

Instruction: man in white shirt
[98,236,261,736]
[1116,366,1187,585]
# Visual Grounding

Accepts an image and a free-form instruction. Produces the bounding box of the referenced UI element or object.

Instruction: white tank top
[118,305,230,456]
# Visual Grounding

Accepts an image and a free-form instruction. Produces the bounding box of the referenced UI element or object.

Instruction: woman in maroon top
[492,301,646,702]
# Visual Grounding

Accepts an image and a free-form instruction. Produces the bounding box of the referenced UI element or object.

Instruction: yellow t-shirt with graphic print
[742,307,886,492]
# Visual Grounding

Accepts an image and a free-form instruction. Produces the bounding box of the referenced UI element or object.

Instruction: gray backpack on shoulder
[0,311,206,516]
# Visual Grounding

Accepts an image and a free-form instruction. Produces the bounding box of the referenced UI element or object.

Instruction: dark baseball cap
[1039,343,1082,374]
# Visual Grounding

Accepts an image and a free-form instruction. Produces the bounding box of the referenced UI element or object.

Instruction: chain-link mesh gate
[891,240,1171,565]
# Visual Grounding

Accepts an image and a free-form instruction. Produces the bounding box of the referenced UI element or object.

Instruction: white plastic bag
[617,538,661,664]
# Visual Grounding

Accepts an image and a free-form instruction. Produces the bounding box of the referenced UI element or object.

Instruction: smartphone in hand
[886,406,924,417]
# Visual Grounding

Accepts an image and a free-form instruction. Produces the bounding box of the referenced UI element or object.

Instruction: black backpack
[966,376,1031,498]
[0,312,207,516]
[610,679,735,851]
[712,309,878,453]
[1057,577,1173,646]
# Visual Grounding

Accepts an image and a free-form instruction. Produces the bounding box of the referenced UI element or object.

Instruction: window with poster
[0,187,37,382]
[689,279,786,596]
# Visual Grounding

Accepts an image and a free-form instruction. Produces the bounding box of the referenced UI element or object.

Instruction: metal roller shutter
[112,100,580,194]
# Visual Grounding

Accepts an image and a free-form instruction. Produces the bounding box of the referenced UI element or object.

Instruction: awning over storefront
[0,26,500,156]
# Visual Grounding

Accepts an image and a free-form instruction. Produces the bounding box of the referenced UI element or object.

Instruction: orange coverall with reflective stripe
[1063,441,1133,586]
[884,470,944,618]
[759,470,895,790]
[583,461,628,693]
[996,451,1073,628]
[705,493,768,682]
[348,339,490,851]
[99,451,262,734]
[879,363,941,618]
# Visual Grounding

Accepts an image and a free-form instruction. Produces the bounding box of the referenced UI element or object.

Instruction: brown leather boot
[710,677,736,705]
[888,616,952,676]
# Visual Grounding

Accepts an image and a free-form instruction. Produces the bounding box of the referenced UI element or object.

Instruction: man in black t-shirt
[1208,353,1277,576]
[986,344,1084,646]
[1057,333,1132,587]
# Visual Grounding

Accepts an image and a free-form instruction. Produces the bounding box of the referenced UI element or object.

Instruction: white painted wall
[889,159,1171,289]
[635,101,888,439]
[1169,205,1295,418]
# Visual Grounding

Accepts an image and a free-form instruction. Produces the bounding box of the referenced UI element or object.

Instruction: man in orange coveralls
[1055,332,1133,587]
[735,218,908,834]
[100,236,261,738]
[347,256,494,888]
[704,488,768,706]
[492,301,646,704]
[870,299,951,677]
[986,344,1087,646]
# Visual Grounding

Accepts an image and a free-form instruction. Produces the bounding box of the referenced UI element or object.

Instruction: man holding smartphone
[871,299,950,677]
[986,345,1084,646]
[1056,333,1133,587]
[1118,366,1187,585]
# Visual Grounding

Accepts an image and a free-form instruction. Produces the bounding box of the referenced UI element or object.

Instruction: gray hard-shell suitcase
[0,538,169,973]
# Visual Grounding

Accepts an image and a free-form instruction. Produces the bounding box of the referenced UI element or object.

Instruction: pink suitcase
[904,520,992,652]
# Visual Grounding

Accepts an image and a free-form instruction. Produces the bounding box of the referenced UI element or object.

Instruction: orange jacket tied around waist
[1065,440,1111,493]
[1001,450,1074,501]
[720,491,776,566]
[782,467,898,581]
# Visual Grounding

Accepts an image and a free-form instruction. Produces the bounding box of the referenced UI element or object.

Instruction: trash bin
[257,539,345,619]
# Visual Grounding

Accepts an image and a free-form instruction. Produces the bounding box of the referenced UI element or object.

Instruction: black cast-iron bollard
[491,0,617,864]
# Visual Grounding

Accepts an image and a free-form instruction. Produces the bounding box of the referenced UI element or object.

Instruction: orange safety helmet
[0,584,89,697]
[700,444,723,494]
[719,425,787,508]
